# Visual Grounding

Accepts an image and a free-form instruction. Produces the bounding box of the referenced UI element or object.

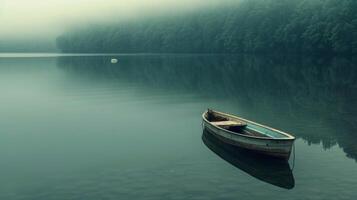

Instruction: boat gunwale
[202,110,295,141]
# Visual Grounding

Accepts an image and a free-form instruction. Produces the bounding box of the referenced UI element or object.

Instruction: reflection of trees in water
[57,55,357,161]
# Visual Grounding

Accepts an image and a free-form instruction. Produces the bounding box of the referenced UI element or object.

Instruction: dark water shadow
[202,129,295,189]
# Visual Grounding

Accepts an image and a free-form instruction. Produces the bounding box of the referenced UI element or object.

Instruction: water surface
[0,54,357,199]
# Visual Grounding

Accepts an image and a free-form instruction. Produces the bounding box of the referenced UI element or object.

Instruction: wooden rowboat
[202,109,295,160]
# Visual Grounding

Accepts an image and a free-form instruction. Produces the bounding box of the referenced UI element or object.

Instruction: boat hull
[202,112,295,160]
[202,130,295,189]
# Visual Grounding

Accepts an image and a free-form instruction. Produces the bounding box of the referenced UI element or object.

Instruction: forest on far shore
[56,0,357,55]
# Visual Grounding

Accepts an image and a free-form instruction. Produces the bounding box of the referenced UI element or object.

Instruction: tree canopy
[57,0,357,55]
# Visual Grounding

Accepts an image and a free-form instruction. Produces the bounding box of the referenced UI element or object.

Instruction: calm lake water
[0,54,357,200]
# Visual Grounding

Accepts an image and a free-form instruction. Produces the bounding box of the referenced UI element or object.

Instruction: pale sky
[0,0,232,40]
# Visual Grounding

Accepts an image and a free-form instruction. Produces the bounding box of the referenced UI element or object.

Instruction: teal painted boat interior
[246,124,287,139]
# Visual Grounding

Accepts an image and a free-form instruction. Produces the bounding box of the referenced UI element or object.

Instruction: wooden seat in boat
[211,120,247,127]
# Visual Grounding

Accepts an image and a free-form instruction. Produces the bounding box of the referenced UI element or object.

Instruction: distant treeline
[57,0,357,55]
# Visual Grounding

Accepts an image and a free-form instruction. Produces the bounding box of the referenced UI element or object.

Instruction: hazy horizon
[0,0,235,41]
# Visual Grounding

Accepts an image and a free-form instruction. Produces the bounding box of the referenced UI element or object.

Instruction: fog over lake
[1,0,357,199]
[0,0,234,40]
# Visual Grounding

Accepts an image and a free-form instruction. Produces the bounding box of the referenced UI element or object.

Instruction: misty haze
[0,0,357,200]
[0,0,232,52]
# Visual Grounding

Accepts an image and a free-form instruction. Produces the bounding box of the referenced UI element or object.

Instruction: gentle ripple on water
[0,54,357,200]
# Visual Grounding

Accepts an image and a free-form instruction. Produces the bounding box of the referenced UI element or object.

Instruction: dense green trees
[57,0,357,55]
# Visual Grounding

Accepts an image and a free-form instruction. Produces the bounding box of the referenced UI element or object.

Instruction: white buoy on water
[111,58,118,63]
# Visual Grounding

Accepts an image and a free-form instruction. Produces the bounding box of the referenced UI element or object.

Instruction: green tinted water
[0,54,357,199]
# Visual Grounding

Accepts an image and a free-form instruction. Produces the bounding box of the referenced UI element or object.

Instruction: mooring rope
[291,142,296,171]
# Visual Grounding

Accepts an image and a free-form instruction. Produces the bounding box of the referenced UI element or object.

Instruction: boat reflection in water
[202,129,295,189]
